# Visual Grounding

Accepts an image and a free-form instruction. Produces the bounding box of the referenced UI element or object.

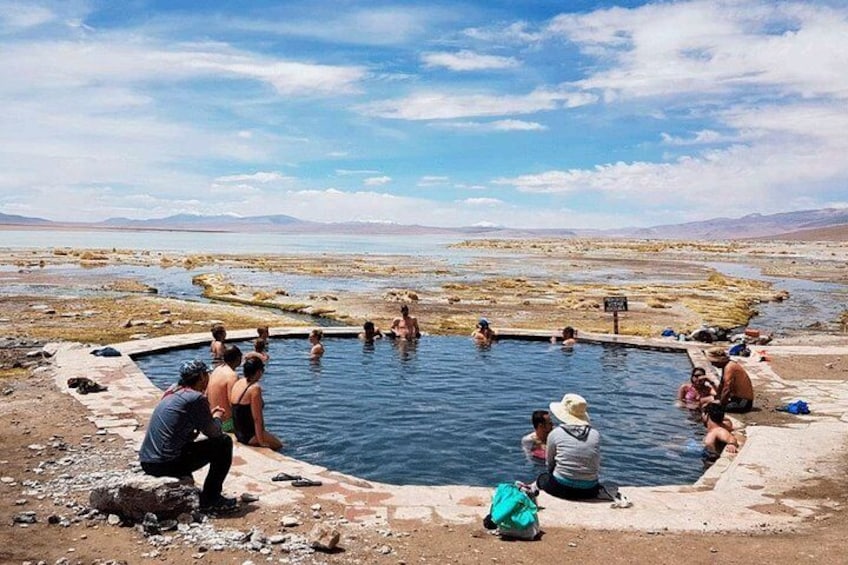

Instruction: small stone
[107,514,121,526]
[568,542,577,547]
[310,503,322,511]
[13,511,37,524]
[191,553,205,559]
[309,523,340,552]
[281,516,300,527]
[240,493,259,503]
[378,545,392,555]
[268,534,287,545]
[27,444,46,451]
[48,515,61,525]
[710,547,719,553]
[0,476,14,484]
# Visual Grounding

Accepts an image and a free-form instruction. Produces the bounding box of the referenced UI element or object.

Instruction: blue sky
[1,0,846,228]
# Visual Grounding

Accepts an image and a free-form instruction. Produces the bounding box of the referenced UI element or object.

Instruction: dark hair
[705,403,725,424]
[562,326,575,339]
[254,338,268,353]
[243,357,264,379]
[223,345,242,366]
[211,324,226,340]
[531,410,550,428]
[400,304,409,314]
[363,321,375,332]
[257,326,269,338]
[310,329,323,340]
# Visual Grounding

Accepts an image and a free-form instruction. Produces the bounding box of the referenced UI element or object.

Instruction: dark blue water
[135,337,703,487]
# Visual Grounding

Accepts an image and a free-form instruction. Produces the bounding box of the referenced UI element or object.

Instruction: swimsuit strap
[235,382,255,405]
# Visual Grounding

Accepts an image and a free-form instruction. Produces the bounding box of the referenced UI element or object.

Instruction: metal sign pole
[613,311,619,335]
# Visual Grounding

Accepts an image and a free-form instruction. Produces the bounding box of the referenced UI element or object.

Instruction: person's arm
[719,368,734,404]
[545,430,557,473]
[250,387,271,446]
[677,384,688,401]
[412,318,421,338]
[194,396,223,438]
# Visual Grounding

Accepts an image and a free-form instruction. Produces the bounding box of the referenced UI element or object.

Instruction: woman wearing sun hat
[536,393,601,500]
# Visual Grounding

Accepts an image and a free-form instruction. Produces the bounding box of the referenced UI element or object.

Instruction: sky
[0,0,846,229]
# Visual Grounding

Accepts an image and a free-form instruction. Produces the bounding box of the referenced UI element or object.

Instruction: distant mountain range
[1,208,846,241]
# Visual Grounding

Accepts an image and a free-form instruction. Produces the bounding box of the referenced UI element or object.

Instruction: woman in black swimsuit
[229,357,283,451]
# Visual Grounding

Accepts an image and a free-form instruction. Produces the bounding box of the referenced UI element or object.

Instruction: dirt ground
[1,236,848,564]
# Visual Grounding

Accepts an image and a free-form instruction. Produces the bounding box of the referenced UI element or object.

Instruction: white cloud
[494,101,848,217]
[463,21,543,43]
[358,88,596,120]
[547,1,848,101]
[462,197,503,206]
[437,119,546,131]
[421,50,519,71]
[214,171,292,183]
[336,169,381,176]
[661,130,742,146]
[417,176,449,187]
[0,2,56,30]
[363,175,392,186]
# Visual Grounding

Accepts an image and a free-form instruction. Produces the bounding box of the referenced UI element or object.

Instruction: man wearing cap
[139,359,235,511]
[706,347,754,413]
[390,304,421,340]
[472,318,496,344]
[536,393,601,500]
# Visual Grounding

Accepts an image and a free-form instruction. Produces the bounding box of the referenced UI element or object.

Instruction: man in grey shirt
[139,359,235,510]
[535,393,601,500]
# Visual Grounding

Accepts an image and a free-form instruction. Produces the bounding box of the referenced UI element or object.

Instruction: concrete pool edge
[47,329,848,533]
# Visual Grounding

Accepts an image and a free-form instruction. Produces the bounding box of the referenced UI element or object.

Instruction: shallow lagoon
[135,337,704,487]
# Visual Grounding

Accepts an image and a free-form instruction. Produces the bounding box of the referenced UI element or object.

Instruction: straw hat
[705,347,729,363]
[549,393,590,426]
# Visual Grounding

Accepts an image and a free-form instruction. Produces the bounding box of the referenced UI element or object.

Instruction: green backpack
[489,482,540,540]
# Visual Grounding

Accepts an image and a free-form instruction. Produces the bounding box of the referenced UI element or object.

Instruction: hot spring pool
[134,337,706,487]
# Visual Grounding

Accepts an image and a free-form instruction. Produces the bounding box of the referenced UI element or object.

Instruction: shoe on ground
[200,495,237,512]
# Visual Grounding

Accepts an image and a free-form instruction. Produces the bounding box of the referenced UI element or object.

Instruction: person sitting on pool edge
[471,318,496,344]
[359,320,383,342]
[535,393,601,500]
[139,360,235,511]
[230,357,283,451]
[390,304,421,340]
[207,345,243,433]
[210,324,227,367]
[706,347,754,413]
[551,326,577,347]
[309,329,325,359]
[521,410,553,461]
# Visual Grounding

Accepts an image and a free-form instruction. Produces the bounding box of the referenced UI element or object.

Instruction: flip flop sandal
[271,472,302,482]
[292,478,322,487]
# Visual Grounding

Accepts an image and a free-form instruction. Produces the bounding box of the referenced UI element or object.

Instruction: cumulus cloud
[363,175,392,186]
[358,88,596,120]
[0,2,56,30]
[547,1,848,101]
[421,50,519,71]
[336,169,381,176]
[660,130,743,146]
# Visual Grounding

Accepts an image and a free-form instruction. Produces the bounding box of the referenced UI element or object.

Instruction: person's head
[309,329,323,343]
[223,345,242,369]
[549,393,590,426]
[363,320,376,337]
[706,347,729,367]
[400,304,409,316]
[690,366,707,384]
[178,359,210,391]
[562,326,575,340]
[477,318,489,331]
[531,410,553,440]
[704,402,726,425]
[243,357,264,381]
[253,338,268,353]
[211,324,226,341]
[257,326,269,339]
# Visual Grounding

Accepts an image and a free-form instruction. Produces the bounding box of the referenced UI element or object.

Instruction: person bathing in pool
[390,304,421,340]
[207,345,242,433]
[551,326,577,347]
[521,410,553,461]
[229,357,283,451]
[210,324,227,367]
[471,318,496,344]
[678,367,716,406]
[309,329,325,359]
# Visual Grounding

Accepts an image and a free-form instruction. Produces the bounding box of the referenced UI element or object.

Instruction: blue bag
[488,483,539,540]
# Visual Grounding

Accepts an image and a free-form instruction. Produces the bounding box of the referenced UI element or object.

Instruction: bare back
[207,365,238,421]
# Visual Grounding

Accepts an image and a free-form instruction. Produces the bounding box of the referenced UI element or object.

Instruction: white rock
[281,516,300,527]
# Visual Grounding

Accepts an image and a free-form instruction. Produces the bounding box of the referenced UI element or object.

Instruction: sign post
[603,296,628,335]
